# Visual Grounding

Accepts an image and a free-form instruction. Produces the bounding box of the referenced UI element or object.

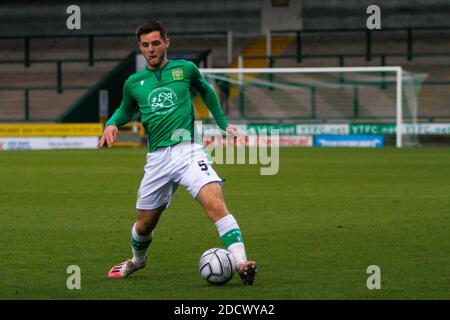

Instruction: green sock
[216,215,247,267]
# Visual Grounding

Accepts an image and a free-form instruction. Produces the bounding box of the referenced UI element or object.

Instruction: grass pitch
[0,147,448,299]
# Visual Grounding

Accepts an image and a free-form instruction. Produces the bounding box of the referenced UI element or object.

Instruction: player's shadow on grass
[190,281,244,290]
[106,274,243,288]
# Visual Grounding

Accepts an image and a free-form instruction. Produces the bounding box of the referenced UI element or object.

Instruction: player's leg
[131,206,165,265]
[173,142,257,284]
[108,149,176,279]
[108,205,166,279]
[195,182,257,285]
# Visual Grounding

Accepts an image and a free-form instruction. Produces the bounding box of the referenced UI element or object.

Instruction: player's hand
[98,125,118,148]
[225,124,239,137]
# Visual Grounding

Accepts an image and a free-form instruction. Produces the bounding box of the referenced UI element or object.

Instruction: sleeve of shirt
[189,62,229,131]
[105,78,136,128]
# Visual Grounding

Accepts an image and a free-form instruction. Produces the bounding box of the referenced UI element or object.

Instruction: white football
[199,248,236,285]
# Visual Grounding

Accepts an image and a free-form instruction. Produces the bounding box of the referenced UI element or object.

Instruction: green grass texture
[0,147,448,299]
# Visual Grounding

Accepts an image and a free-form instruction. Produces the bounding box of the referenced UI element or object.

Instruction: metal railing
[1,27,449,122]
[0,86,90,122]
[1,27,448,67]
[0,58,122,92]
[2,78,449,123]
[0,31,230,67]
[268,26,450,63]
[241,52,450,70]
[0,49,213,122]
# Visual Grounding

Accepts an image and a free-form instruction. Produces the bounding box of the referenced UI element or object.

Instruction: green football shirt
[105,59,229,152]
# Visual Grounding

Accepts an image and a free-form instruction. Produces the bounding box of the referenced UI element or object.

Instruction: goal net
[198,67,427,147]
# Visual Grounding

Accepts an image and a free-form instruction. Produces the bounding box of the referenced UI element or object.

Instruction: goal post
[396,69,402,148]
[199,66,424,148]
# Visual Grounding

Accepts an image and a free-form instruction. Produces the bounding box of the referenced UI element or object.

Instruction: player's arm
[98,79,136,148]
[190,63,238,137]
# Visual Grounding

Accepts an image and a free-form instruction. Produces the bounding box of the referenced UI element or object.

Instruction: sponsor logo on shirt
[148,87,178,115]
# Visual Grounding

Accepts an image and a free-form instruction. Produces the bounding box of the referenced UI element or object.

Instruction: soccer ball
[199,248,236,285]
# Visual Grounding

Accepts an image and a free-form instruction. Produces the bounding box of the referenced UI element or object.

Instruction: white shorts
[136,142,222,210]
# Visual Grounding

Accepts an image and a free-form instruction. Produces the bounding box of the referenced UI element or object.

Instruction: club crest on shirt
[172,68,184,80]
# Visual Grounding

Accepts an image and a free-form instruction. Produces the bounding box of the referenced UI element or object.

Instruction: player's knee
[136,217,155,234]
[206,197,228,216]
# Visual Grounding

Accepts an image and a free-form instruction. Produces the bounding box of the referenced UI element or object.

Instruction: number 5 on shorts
[198,160,208,171]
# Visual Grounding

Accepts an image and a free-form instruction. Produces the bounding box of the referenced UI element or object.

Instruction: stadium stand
[0,60,118,121]
[245,29,450,122]
[0,0,448,125]
[0,34,254,121]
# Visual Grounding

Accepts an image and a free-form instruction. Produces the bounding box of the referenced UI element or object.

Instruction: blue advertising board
[314,135,384,148]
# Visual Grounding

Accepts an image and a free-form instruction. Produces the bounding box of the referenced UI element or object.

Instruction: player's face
[139,31,170,69]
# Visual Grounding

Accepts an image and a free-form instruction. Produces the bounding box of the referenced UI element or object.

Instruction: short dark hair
[136,20,167,42]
